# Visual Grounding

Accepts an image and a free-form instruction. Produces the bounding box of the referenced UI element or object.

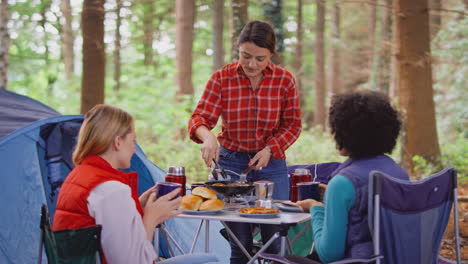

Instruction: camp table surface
[174,210,312,264]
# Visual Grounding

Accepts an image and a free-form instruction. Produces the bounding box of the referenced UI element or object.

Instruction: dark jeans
[219,146,289,264]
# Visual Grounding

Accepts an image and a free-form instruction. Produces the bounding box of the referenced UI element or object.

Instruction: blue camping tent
[0,89,60,138]
[0,91,230,263]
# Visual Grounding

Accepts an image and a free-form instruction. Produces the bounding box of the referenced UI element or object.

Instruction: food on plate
[199,199,224,211]
[179,194,203,211]
[180,187,224,212]
[239,207,280,214]
[192,187,217,200]
[212,183,226,186]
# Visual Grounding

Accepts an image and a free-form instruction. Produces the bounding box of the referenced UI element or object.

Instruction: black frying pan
[205,180,255,196]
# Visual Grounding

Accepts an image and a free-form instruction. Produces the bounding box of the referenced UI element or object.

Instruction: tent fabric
[287,162,342,184]
[0,89,59,138]
[0,93,231,263]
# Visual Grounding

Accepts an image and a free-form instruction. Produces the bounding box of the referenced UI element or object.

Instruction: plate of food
[179,187,225,215]
[238,207,280,218]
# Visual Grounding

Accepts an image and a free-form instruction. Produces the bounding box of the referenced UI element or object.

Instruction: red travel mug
[165,166,186,196]
[290,168,312,202]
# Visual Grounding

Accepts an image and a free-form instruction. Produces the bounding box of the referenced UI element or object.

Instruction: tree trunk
[0,0,9,90]
[113,0,122,91]
[175,0,195,99]
[376,0,392,93]
[395,0,441,177]
[314,0,326,130]
[40,0,51,65]
[143,0,154,66]
[230,0,248,62]
[429,0,441,39]
[40,0,53,96]
[330,0,341,95]
[295,0,305,114]
[263,0,284,65]
[213,0,224,71]
[368,0,377,73]
[81,0,105,114]
[61,0,74,82]
[389,0,398,100]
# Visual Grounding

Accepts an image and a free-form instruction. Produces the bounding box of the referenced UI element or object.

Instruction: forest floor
[440,183,468,262]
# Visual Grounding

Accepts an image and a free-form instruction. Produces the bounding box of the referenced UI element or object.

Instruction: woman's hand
[296,199,324,213]
[249,146,272,169]
[142,188,182,241]
[195,126,219,168]
[139,185,156,208]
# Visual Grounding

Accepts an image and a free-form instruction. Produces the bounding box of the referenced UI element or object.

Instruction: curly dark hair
[328,90,401,158]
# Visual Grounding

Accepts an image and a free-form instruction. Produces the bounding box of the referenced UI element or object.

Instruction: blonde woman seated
[53,104,220,264]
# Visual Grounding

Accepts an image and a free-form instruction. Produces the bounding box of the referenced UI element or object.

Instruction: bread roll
[192,187,217,200]
[199,199,224,211]
[179,194,203,211]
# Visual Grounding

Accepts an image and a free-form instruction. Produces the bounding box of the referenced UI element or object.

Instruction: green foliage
[426,14,468,183]
[287,127,344,165]
[412,133,468,181]
[432,16,468,138]
[412,155,438,176]
[440,134,468,180]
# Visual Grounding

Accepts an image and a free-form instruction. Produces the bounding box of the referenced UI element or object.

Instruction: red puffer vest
[53,155,143,263]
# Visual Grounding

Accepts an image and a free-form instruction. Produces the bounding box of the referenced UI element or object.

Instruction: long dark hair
[237,20,276,54]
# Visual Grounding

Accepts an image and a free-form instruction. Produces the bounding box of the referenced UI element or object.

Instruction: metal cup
[254,181,274,208]
[297,182,320,201]
[156,182,181,199]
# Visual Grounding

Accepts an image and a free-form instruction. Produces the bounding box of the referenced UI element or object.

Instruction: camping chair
[259,167,462,264]
[38,204,104,264]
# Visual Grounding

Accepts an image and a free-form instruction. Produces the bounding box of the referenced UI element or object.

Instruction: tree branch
[429,7,467,17]
[341,0,467,16]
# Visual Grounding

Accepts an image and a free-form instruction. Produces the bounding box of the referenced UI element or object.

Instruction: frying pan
[205,180,255,196]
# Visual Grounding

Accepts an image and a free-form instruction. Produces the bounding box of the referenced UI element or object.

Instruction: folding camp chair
[259,167,462,264]
[38,204,104,264]
[367,167,462,264]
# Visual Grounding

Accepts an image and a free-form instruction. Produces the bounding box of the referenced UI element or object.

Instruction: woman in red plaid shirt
[188,20,302,264]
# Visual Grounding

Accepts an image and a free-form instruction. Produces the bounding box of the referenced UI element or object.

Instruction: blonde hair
[73,104,134,165]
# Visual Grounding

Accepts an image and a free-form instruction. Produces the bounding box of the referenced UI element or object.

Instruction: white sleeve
[88,181,156,264]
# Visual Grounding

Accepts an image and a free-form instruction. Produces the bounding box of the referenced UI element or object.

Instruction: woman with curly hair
[297,90,409,263]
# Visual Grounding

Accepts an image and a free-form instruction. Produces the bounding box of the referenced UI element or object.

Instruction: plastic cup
[297,182,321,201]
[156,182,181,199]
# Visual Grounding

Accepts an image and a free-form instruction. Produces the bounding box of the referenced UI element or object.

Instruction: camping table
[173,210,312,264]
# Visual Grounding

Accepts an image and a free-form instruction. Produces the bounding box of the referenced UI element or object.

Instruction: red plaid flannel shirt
[188,62,302,160]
